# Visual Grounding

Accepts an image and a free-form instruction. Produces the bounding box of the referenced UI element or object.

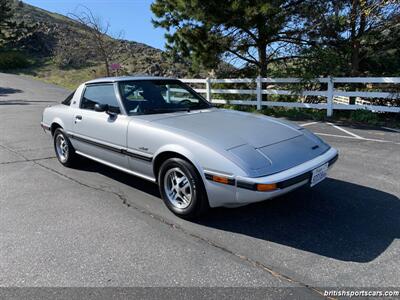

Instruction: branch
[269,55,303,62]
[226,49,260,66]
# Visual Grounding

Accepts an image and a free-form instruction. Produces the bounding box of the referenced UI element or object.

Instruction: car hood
[151,109,302,150]
[147,109,329,176]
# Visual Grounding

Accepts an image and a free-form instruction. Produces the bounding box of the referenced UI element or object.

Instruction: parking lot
[1,73,399,295]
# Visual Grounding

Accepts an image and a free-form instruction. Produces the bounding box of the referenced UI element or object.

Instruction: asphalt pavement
[1,73,399,298]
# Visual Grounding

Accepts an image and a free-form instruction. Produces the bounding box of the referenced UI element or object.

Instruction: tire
[53,128,77,167]
[158,158,209,219]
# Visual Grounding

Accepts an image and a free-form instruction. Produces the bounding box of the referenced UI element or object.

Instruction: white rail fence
[180,77,400,117]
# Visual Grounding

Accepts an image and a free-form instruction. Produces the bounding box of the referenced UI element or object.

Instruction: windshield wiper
[145,107,191,114]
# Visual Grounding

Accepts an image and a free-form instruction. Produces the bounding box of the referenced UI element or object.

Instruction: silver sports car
[41,76,338,219]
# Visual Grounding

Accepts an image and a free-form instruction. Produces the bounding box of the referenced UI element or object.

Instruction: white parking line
[326,122,364,139]
[382,127,400,133]
[314,132,351,138]
[300,121,319,127]
[299,121,399,144]
[315,132,400,145]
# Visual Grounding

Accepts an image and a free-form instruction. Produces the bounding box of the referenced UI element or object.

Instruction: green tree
[0,0,37,50]
[151,0,310,76]
[288,0,400,105]
[0,0,17,47]
[299,0,400,76]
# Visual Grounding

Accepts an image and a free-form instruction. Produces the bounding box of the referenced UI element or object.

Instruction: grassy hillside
[6,2,194,90]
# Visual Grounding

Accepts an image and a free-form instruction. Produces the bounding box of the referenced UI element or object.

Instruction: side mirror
[94,103,119,116]
[94,103,108,112]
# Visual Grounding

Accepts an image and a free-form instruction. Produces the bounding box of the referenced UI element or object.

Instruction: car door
[71,83,129,169]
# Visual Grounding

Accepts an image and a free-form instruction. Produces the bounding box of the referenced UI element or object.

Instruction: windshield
[118,80,211,115]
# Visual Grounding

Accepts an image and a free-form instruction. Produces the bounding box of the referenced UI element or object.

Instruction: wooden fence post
[256,75,262,110]
[327,77,334,117]
[206,77,211,102]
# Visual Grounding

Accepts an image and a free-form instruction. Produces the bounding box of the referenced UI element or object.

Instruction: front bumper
[234,147,338,204]
[40,122,51,132]
[204,147,338,207]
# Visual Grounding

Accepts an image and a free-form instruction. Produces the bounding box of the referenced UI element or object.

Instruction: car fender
[153,143,205,178]
[153,143,243,208]
[50,116,66,131]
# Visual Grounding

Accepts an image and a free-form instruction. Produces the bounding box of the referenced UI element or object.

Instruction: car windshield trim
[117,79,212,115]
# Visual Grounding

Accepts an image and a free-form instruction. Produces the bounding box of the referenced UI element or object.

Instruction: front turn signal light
[212,175,230,184]
[256,183,277,191]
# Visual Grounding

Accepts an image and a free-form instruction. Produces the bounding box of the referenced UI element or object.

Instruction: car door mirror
[107,106,120,115]
[94,103,119,116]
[94,103,108,112]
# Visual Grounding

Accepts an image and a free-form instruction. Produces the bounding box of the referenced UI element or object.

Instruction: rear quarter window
[62,91,75,106]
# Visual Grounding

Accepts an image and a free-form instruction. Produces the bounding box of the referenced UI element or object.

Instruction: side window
[62,91,75,106]
[162,84,200,104]
[119,82,147,114]
[81,84,120,113]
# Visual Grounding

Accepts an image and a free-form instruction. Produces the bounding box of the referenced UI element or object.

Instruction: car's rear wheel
[158,158,209,219]
[53,128,77,167]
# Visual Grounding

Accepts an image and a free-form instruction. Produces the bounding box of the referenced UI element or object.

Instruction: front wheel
[53,128,78,167]
[158,158,209,219]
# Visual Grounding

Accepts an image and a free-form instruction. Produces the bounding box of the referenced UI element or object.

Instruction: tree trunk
[258,42,268,101]
[104,58,110,77]
[349,0,359,104]
[351,41,360,74]
[351,39,361,100]
[353,0,366,74]
[350,0,359,76]
[349,0,367,104]
[258,43,268,77]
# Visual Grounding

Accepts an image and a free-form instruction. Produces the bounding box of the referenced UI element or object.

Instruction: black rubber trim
[277,172,311,189]
[123,150,153,162]
[68,134,153,162]
[69,134,121,154]
[236,180,257,190]
[204,173,235,185]
[328,153,339,166]
[237,172,311,191]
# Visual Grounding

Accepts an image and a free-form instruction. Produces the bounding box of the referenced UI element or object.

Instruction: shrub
[0,51,30,70]
[349,109,380,125]
[260,107,327,121]
[220,105,399,127]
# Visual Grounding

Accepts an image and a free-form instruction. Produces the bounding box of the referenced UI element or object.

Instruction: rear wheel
[158,158,209,219]
[53,128,77,167]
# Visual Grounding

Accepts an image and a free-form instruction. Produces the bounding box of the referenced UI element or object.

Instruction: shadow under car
[74,159,400,263]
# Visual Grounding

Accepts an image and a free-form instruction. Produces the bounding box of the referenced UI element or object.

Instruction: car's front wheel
[158,158,209,219]
[53,128,77,167]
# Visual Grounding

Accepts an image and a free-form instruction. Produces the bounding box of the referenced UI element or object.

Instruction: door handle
[74,115,82,123]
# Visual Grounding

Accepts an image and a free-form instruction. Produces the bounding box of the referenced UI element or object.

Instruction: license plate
[310,163,329,187]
